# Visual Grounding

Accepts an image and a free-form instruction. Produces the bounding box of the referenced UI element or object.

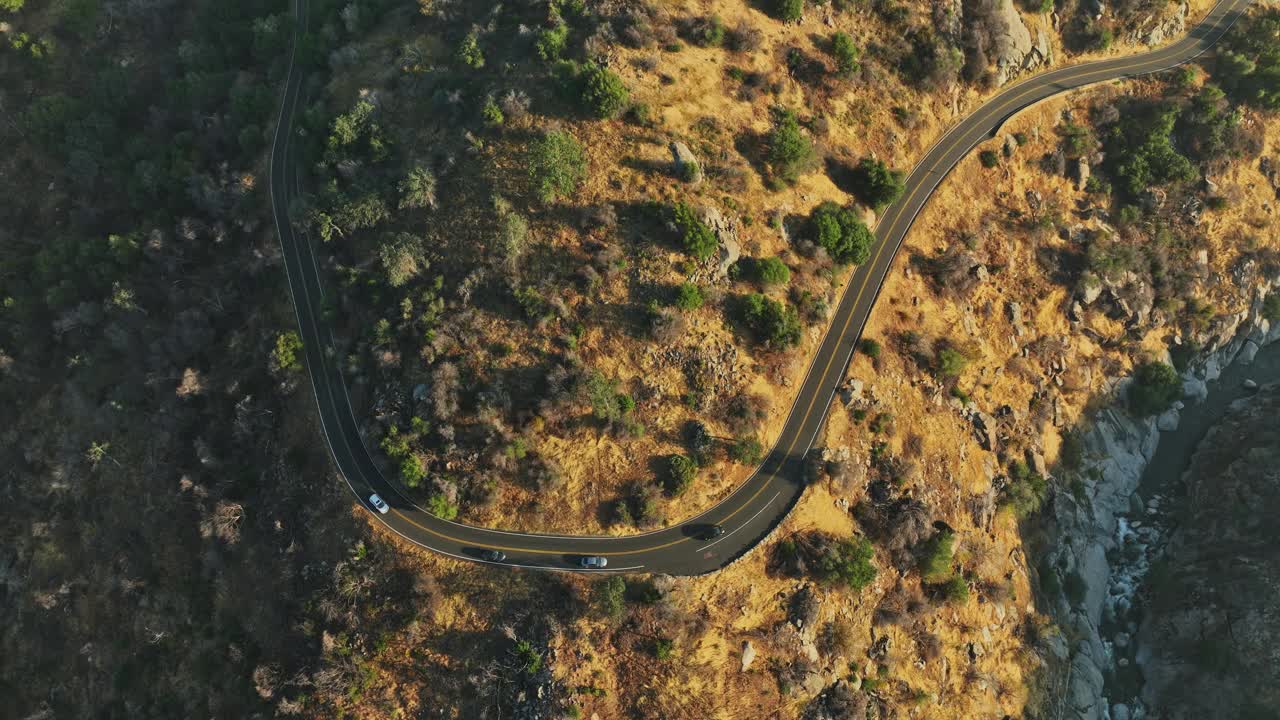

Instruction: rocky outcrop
[697,205,741,281]
[1135,384,1280,718]
[669,141,703,184]
[1132,1,1188,46]
[990,0,1052,86]
[1043,273,1280,719]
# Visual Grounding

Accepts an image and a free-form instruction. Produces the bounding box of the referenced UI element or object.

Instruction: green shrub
[528,129,587,202]
[809,201,874,265]
[481,97,504,126]
[979,149,1000,168]
[1219,8,1280,110]
[672,202,719,260]
[1000,470,1047,518]
[828,32,860,76]
[742,293,802,348]
[400,456,426,488]
[457,30,484,68]
[593,576,627,617]
[936,347,969,377]
[918,528,956,584]
[536,23,569,61]
[580,62,630,119]
[691,15,725,46]
[765,108,815,186]
[665,454,698,496]
[941,576,970,604]
[585,371,631,424]
[674,282,704,310]
[1263,294,1280,322]
[1128,361,1181,416]
[653,638,675,660]
[772,0,804,22]
[1106,102,1196,197]
[851,157,906,211]
[272,330,304,373]
[729,436,764,464]
[755,256,791,285]
[814,536,878,590]
[426,493,458,520]
[860,338,881,359]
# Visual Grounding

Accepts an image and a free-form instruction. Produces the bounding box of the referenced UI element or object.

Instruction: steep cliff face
[1135,384,1280,719]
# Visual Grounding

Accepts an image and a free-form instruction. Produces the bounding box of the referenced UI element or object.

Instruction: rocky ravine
[1039,272,1280,720]
[1134,382,1280,719]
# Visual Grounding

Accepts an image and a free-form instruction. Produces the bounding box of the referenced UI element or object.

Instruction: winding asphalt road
[269,0,1251,574]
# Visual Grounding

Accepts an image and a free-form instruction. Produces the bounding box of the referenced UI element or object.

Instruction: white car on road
[369,493,390,514]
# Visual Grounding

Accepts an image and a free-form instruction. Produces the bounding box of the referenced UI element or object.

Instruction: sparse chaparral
[2,0,1279,718]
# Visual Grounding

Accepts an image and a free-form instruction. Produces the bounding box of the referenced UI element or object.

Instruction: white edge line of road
[696,492,780,553]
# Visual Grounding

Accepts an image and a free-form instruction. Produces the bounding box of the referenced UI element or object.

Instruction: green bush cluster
[271,330,304,373]
[528,129,587,202]
[1000,461,1047,518]
[674,282,704,310]
[729,436,764,465]
[664,454,698,496]
[742,293,802,348]
[1105,102,1196,197]
[814,536,878,590]
[672,202,719,260]
[580,62,630,119]
[1219,8,1280,110]
[850,157,906,212]
[918,528,956,584]
[810,201,874,265]
[772,0,804,23]
[765,108,815,186]
[829,32,860,76]
[1128,361,1182,416]
[754,256,791,286]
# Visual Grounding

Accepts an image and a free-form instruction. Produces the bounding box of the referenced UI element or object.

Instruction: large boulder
[669,141,703,184]
[990,0,1052,86]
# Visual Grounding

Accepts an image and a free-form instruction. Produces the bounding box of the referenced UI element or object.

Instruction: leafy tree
[664,454,698,496]
[674,282,704,310]
[1129,361,1182,416]
[427,493,459,520]
[936,347,969,377]
[1106,102,1196,197]
[918,528,956,584]
[765,108,815,185]
[400,455,426,488]
[829,32,860,76]
[810,202,874,265]
[729,436,764,464]
[493,197,529,275]
[593,576,627,617]
[941,576,969,604]
[1001,461,1047,517]
[272,331,304,373]
[742,293,802,348]
[398,166,438,210]
[1,0,25,11]
[528,129,587,202]
[536,23,569,61]
[584,372,633,424]
[481,97,504,126]
[457,30,485,68]
[379,232,425,287]
[755,256,791,286]
[851,157,905,212]
[672,202,719,260]
[772,0,803,22]
[814,536,878,590]
[580,62,630,119]
[1220,9,1280,109]
[979,150,1000,168]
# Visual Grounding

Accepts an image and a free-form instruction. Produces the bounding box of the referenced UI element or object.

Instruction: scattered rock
[740,640,756,671]
[1075,157,1091,191]
[669,141,703,184]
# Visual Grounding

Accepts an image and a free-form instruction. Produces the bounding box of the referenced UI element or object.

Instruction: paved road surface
[269,0,1251,574]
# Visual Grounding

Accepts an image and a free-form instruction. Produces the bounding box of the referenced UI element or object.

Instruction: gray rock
[669,141,703,184]
[1238,340,1260,366]
[1243,378,1259,391]
[1075,157,1091,191]
[740,640,756,671]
